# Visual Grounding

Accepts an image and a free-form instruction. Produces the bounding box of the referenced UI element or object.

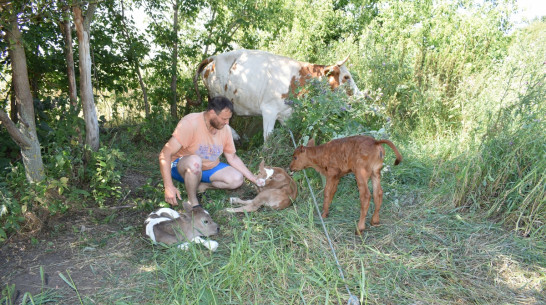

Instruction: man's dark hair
[208,96,234,115]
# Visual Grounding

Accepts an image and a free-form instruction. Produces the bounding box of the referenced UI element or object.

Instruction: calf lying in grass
[290,135,402,234]
[145,202,220,251]
[226,160,297,213]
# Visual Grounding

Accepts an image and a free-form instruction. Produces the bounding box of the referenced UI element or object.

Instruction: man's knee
[216,171,243,189]
[177,155,202,176]
[227,172,244,189]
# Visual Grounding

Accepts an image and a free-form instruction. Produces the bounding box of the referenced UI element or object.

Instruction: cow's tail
[193,56,215,106]
[376,139,402,165]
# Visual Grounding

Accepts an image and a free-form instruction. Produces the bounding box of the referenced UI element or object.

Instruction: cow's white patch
[150,208,180,219]
[145,217,171,242]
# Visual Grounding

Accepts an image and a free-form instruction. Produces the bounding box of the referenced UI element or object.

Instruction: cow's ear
[307,138,315,147]
[336,55,350,67]
[324,66,334,76]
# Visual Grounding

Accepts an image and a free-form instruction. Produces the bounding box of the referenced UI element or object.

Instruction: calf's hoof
[355,228,365,235]
[321,212,329,218]
[371,220,380,226]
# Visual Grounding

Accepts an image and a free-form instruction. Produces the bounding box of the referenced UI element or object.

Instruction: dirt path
[0,170,151,304]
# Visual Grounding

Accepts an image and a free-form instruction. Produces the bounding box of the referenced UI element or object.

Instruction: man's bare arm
[159,137,183,205]
[224,152,259,185]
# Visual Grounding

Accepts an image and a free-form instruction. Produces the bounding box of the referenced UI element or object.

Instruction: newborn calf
[226,160,297,213]
[290,136,402,234]
[145,202,220,251]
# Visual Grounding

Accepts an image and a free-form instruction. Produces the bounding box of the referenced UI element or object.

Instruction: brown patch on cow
[224,84,228,91]
[233,89,238,95]
[324,65,341,89]
[229,60,238,74]
[282,64,336,99]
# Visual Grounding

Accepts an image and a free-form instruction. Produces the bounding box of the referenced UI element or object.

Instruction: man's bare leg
[209,166,244,189]
[176,155,203,206]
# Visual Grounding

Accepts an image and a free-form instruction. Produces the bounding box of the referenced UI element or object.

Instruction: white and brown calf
[145,202,220,251]
[226,160,297,213]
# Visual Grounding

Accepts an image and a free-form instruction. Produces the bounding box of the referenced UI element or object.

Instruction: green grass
[124,134,545,304]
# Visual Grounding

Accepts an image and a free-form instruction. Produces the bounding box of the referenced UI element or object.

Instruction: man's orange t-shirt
[171,112,236,170]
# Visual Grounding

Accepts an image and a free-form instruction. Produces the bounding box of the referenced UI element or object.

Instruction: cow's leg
[355,168,372,234]
[260,105,278,140]
[322,176,341,218]
[370,168,383,226]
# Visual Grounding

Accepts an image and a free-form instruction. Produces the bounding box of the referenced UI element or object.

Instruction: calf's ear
[181,201,193,213]
[307,138,315,147]
[259,160,265,175]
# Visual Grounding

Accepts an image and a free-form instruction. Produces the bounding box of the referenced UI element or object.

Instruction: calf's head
[257,160,289,188]
[181,201,219,237]
[289,139,315,171]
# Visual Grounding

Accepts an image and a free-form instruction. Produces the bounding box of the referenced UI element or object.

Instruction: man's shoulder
[181,112,203,122]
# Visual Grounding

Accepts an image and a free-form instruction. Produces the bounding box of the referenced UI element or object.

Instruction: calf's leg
[370,169,383,226]
[355,168,372,234]
[322,176,341,218]
[226,198,262,213]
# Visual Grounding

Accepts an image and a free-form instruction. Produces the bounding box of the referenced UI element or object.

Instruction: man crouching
[159,96,264,208]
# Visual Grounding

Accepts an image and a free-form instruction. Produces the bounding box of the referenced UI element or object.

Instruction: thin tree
[0,5,45,183]
[73,1,99,151]
[170,0,180,119]
[119,0,149,117]
[58,0,78,107]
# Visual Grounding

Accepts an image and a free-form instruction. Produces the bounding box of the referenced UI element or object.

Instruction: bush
[285,78,390,145]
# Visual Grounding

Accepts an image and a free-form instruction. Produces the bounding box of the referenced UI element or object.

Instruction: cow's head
[324,56,361,96]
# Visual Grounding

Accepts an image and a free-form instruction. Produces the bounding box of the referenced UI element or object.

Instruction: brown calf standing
[226,160,298,213]
[290,135,402,234]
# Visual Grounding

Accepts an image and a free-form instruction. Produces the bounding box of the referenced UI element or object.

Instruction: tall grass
[447,22,546,237]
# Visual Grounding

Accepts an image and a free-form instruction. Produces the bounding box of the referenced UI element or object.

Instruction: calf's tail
[193,56,215,105]
[376,140,403,165]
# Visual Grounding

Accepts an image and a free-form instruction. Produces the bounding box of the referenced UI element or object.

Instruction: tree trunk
[2,16,45,183]
[170,0,179,119]
[119,1,149,117]
[136,66,149,117]
[10,79,17,124]
[59,3,78,107]
[73,4,99,152]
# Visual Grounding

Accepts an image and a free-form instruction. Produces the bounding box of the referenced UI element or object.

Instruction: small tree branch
[0,109,31,148]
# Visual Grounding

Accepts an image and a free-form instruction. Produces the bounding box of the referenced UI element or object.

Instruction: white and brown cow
[193,49,362,140]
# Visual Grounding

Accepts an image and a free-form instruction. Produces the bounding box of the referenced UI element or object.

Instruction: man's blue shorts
[171,158,229,183]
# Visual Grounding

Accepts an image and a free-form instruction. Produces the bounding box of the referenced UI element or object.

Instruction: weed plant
[285,78,390,145]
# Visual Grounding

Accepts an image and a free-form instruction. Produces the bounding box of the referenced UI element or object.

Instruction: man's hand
[164,185,182,206]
